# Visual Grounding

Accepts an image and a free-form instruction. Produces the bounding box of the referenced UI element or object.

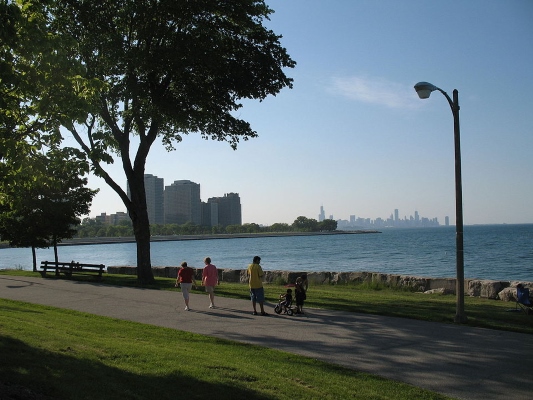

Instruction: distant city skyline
[318,205,444,229]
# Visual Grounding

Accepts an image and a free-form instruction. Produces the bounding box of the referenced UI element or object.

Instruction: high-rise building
[164,180,201,225]
[202,201,219,227]
[144,174,164,224]
[207,193,241,227]
[319,206,325,222]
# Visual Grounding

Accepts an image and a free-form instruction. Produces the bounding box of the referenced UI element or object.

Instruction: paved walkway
[1,275,532,400]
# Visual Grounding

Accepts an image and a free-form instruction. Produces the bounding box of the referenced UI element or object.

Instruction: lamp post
[414,81,467,323]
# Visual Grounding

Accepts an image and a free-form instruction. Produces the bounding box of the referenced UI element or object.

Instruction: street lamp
[414,81,467,323]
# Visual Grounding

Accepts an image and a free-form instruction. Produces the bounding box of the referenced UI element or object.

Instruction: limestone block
[221,269,241,283]
[497,287,516,302]
[286,271,307,284]
[399,275,429,292]
[264,271,280,283]
[107,266,119,274]
[124,266,137,275]
[468,280,482,297]
[240,269,249,284]
[307,272,330,285]
[427,278,456,291]
[330,272,351,284]
[371,273,389,283]
[166,267,179,278]
[386,274,402,287]
[468,280,508,299]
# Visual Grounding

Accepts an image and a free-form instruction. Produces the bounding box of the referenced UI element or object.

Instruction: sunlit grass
[0,299,450,399]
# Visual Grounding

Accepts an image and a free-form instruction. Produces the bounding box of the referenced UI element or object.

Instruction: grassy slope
[0,299,449,399]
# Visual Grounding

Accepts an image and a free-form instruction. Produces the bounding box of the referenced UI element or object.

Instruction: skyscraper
[164,180,201,225]
[207,193,241,227]
[319,205,325,222]
[202,201,219,227]
[144,174,164,224]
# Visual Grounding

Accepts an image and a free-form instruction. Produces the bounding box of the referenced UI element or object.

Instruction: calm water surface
[2,224,532,281]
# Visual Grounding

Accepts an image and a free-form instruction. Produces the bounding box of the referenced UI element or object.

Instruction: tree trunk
[133,213,154,284]
[128,176,155,284]
[32,246,37,272]
[53,237,59,264]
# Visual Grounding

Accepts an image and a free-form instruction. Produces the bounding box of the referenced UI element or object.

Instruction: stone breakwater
[107,266,532,302]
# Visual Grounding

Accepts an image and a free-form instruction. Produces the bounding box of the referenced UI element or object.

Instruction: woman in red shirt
[175,261,196,311]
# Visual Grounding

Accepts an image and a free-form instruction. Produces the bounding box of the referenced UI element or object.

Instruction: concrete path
[1,275,532,400]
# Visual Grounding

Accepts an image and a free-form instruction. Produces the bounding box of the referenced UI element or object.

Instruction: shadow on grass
[0,335,271,400]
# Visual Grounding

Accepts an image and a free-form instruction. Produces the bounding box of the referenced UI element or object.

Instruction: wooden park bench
[39,261,106,281]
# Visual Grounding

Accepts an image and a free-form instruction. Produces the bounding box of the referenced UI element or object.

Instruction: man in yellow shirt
[247,256,268,316]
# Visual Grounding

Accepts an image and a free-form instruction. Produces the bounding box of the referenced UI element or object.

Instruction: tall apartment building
[144,174,164,224]
[127,174,164,224]
[202,201,219,227]
[164,180,202,225]
[207,193,241,227]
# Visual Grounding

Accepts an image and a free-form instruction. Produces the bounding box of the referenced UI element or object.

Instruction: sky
[84,0,533,226]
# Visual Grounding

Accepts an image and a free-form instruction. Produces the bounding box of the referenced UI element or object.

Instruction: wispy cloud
[329,75,418,109]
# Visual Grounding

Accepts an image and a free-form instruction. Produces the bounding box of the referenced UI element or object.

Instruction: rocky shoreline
[107,266,532,303]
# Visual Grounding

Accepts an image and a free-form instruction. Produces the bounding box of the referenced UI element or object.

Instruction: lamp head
[414,81,437,99]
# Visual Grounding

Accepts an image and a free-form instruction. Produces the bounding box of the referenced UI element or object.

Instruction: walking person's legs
[250,288,258,314]
[181,283,192,311]
[206,286,215,308]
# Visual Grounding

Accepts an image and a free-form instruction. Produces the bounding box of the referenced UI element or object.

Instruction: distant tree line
[75,216,338,238]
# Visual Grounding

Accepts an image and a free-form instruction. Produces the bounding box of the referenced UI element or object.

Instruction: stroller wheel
[274,305,282,314]
[286,309,294,316]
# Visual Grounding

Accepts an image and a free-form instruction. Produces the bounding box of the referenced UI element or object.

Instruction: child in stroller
[274,288,294,315]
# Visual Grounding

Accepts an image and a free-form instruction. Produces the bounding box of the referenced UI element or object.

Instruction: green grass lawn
[0,299,450,399]
[1,269,532,399]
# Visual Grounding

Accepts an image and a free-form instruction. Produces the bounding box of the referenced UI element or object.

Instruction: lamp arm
[435,88,459,117]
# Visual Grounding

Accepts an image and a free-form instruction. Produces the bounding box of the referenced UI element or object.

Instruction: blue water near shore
[2,224,532,281]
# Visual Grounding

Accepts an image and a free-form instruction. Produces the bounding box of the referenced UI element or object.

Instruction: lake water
[1,224,532,281]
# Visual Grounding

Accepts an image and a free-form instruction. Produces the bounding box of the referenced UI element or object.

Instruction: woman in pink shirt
[202,257,219,309]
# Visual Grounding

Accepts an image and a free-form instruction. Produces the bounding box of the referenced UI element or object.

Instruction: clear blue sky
[86,0,533,226]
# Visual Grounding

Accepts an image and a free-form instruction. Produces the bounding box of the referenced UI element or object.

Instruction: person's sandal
[252,311,258,315]
[261,312,269,316]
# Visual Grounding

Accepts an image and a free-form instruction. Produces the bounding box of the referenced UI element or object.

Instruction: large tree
[0,147,97,270]
[292,216,319,232]
[10,0,295,283]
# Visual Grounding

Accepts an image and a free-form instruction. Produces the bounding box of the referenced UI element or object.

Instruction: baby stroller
[274,293,294,316]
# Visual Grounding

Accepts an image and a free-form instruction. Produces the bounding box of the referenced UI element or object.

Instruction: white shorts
[180,283,192,300]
